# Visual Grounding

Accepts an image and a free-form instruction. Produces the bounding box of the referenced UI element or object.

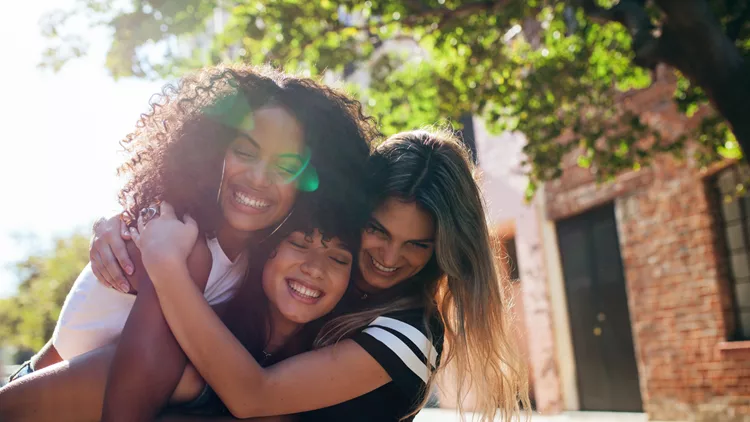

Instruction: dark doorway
[556,203,643,412]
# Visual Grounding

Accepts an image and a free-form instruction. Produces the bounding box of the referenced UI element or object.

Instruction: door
[556,203,643,412]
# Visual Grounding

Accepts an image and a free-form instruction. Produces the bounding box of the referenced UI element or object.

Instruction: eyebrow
[370,218,435,243]
[236,135,305,162]
[236,133,260,148]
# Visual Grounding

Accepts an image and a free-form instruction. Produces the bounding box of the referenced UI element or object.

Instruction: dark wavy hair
[117,64,379,239]
[222,189,371,363]
[117,65,381,362]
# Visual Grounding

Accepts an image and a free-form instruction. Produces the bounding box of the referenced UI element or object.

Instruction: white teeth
[371,256,398,273]
[288,280,322,299]
[234,191,270,208]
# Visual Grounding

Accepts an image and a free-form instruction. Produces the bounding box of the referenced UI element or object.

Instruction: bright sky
[0,3,164,297]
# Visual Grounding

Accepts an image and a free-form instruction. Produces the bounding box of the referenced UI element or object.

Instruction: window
[503,237,520,282]
[458,113,477,163]
[715,168,750,341]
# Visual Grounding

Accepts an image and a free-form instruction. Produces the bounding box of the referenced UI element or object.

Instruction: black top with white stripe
[301,308,444,422]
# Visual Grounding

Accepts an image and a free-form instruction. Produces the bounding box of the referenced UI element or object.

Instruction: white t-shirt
[51,237,246,360]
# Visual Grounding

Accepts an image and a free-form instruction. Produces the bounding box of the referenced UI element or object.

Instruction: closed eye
[410,242,431,249]
[330,257,350,265]
[277,165,298,175]
[232,148,257,159]
[288,240,308,249]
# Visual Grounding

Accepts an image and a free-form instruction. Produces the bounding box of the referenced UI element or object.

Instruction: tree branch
[578,0,662,69]
[727,1,750,41]
[651,0,750,161]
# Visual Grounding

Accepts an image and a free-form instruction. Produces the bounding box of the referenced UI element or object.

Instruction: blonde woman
[81,128,528,422]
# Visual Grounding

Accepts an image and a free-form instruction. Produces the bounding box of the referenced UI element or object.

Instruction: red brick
[540,77,750,420]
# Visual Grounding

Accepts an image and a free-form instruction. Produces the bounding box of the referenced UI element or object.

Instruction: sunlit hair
[315,128,530,421]
[117,64,378,237]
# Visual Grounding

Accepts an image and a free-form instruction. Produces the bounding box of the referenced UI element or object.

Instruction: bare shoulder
[186,236,212,289]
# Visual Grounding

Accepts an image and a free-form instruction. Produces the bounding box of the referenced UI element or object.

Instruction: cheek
[261,252,288,298]
[276,183,298,207]
[330,268,351,296]
[221,154,243,181]
[324,271,350,307]
[360,233,381,250]
[261,264,277,299]
[407,249,433,270]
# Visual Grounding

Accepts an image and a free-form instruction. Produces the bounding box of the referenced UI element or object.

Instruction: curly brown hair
[117,64,380,237]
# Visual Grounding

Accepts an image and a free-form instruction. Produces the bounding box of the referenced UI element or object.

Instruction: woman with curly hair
[0,64,375,422]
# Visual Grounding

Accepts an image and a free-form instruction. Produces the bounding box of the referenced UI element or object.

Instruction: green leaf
[40,0,749,199]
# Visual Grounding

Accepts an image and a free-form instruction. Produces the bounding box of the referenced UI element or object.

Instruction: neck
[354,276,380,295]
[353,276,419,305]
[215,223,256,261]
[265,307,302,353]
[350,277,386,304]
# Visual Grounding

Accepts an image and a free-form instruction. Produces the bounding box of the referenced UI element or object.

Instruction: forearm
[101,280,190,422]
[151,263,390,418]
[151,266,270,418]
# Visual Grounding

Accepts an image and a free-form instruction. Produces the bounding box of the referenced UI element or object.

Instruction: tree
[41,0,750,197]
[0,232,90,352]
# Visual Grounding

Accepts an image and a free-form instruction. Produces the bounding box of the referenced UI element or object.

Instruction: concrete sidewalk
[414,409,648,421]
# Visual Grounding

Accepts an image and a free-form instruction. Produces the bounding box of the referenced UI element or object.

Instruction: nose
[300,252,325,280]
[381,243,400,267]
[246,160,272,188]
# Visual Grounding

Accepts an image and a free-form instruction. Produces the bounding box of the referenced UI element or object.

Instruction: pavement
[414,409,649,422]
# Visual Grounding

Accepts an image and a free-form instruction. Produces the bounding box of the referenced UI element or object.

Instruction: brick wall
[543,75,750,420]
[616,159,750,421]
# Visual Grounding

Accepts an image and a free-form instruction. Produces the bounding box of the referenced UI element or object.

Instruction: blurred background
[1,1,749,421]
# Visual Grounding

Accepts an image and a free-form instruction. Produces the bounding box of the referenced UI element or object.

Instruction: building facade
[463,75,750,421]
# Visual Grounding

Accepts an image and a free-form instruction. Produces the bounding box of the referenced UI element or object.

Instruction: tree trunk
[654,0,750,155]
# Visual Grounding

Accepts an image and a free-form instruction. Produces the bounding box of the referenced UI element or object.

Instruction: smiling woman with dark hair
[0,64,375,422]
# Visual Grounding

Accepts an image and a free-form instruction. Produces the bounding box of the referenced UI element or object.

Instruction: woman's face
[219,106,305,233]
[358,197,436,292]
[263,229,353,324]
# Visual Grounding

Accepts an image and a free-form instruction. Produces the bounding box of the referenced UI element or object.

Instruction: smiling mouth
[233,190,271,209]
[370,254,398,273]
[286,278,323,303]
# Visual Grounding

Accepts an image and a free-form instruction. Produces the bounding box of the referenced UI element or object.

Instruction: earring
[259,207,296,244]
[216,158,227,206]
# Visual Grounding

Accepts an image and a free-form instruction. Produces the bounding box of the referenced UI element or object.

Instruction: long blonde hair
[315,128,530,421]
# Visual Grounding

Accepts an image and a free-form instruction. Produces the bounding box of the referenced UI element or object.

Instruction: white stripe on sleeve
[362,326,429,383]
[369,316,438,367]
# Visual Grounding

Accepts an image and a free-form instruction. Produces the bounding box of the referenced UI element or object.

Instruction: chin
[228,215,271,232]
[287,314,315,324]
